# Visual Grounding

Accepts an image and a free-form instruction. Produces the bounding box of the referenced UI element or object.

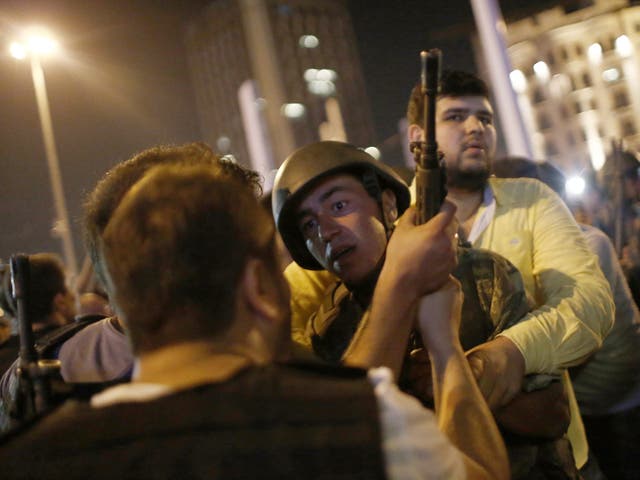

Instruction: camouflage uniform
[306,245,579,479]
[307,245,530,369]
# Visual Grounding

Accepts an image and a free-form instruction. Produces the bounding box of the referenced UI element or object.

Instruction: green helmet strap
[361,168,395,233]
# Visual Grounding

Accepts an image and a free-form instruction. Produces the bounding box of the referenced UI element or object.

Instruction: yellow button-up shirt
[472,178,614,375]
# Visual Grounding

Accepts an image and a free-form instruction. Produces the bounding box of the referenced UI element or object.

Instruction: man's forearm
[431,345,509,480]
[418,287,509,480]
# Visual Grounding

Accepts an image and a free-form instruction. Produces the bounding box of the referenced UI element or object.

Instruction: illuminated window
[588,43,602,64]
[510,69,527,93]
[534,61,550,82]
[602,67,621,83]
[281,103,306,119]
[616,35,633,57]
[298,35,319,49]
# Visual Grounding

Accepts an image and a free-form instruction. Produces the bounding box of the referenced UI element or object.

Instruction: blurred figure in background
[73,256,112,318]
[0,253,76,375]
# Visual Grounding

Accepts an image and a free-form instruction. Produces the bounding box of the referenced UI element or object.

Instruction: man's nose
[317,213,340,243]
[465,115,484,133]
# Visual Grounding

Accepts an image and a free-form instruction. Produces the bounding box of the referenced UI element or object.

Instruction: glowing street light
[8,29,78,279]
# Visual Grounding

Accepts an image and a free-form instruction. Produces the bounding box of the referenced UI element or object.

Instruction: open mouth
[329,246,355,266]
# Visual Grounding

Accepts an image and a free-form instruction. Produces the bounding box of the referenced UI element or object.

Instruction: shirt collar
[467,183,495,244]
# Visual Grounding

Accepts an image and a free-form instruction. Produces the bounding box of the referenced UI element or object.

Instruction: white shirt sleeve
[58,317,134,382]
[368,367,466,480]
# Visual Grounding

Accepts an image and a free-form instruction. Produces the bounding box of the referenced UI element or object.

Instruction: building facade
[503,0,640,175]
[184,0,375,182]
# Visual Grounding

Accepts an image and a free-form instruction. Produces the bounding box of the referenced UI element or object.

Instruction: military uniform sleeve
[283,262,337,348]
[497,182,614,374]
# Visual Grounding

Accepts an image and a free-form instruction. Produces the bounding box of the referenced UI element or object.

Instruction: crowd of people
[0,68,637,479]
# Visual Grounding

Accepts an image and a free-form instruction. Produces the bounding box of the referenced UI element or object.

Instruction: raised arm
[418,280,509,480]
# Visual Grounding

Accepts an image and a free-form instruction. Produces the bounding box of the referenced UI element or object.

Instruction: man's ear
[408,123,424,143]
[52,291,67,314]
[240,258,281,324]
[381,189,398,225]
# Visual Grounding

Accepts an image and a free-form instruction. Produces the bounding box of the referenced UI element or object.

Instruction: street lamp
[9,29,78,279]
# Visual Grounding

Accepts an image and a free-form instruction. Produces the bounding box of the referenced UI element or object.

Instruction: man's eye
[480,116,493,125]
[446,114,465,122]
[333,200,347,212]
[300,219,317,234]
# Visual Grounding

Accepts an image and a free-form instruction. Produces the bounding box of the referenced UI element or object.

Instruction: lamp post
[9,31,78,279]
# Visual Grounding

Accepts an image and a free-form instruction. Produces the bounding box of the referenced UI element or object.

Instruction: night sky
[0,0,560,268]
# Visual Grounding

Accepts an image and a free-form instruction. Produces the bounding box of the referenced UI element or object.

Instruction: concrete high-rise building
[498,0,640,175]
[184,0,375,183]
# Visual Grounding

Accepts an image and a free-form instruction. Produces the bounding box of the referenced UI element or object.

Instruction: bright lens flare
[566,176,586,197]
[9,29,59,59]
[27,34,58,55]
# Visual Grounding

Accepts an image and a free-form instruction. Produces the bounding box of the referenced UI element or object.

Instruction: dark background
[0,0,561,264]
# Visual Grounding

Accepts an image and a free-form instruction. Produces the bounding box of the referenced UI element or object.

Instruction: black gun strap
[35,314,107,358]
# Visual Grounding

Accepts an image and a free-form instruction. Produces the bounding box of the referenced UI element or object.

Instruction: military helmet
[272,141,410,270]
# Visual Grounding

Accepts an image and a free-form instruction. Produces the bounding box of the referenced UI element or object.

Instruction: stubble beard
[445,155,491,192]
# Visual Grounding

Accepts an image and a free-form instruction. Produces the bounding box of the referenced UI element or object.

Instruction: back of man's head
[27,253,69,323]
[102,164,276,354]
[407,70,490,125]
[83,143,261,287]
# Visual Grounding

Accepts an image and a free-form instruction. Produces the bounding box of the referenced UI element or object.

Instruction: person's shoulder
[36,314,107,358]
[284,262,336,287]
[580,223,611,246]
[0,399,92,453]
[266,362,374,401]
[489,176,552,205]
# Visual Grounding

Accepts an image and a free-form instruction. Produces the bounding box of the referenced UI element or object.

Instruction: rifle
[410,49,446,225]
[403,50,447,382]
[10,254,60,421]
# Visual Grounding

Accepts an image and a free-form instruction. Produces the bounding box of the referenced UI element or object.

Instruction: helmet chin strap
[348,254,385,309]
[361,169,395,235]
